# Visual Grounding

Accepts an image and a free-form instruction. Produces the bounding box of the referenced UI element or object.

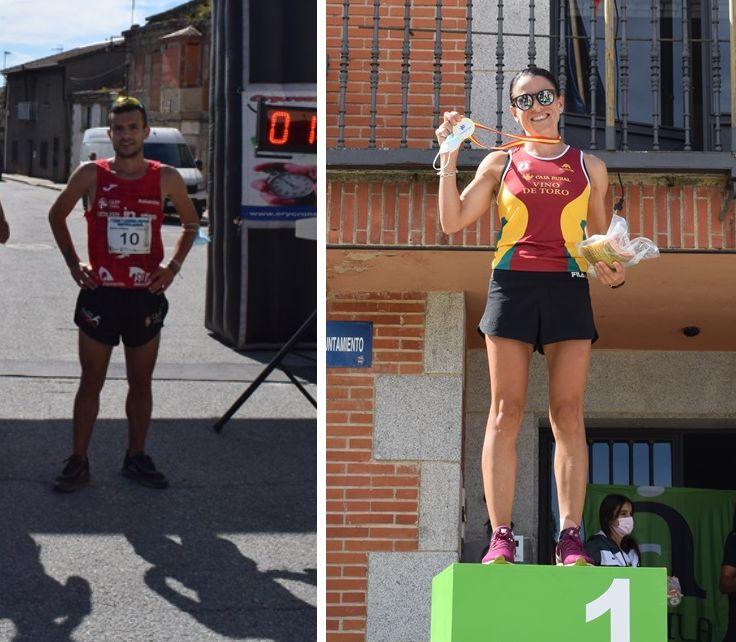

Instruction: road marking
[5,243,54,250]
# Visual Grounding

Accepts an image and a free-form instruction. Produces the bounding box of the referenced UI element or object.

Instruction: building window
[588,440,673,486]
[16,102,36,121]
[151,52,162,112]
[40,141,48,170]
[162,43,180,87]
[556,0,732,150]
[52,138,59,169]
[134,53,145,91]
[249,0,316,83]
[184,42,201,87]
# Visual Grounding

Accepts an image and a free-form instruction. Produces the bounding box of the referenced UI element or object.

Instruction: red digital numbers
[261,107,317,152]
[268,110,291,145]
[309,115,317,145]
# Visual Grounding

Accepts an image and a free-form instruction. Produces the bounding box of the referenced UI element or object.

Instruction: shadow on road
[0,418,316,641]
[127,526,316,641]
[0,528,91,642]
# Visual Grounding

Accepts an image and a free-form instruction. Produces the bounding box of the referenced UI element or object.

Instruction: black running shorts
[74,288,169,347]
[478,269,598,352]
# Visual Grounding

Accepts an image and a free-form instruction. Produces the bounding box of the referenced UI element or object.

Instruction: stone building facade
[2,42,125,182]
[123,0,211,177]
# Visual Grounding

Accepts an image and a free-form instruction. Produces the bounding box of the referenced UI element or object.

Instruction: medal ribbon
[466,121,561,150]
[433,118,563,172]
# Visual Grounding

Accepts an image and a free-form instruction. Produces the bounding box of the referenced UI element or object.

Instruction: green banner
[584,484,736,642]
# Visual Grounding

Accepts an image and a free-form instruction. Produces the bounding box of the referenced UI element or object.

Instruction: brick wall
[326,0,468,148]
[327,172,736,249]
[327,292,427,641]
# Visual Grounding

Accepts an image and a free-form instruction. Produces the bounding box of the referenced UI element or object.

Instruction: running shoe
[555,526,594,566]
[482,525,516,564]
[54,454,90,492]
[122,452,169,489]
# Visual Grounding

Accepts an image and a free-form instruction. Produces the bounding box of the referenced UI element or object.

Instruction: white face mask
[614,516,634,536]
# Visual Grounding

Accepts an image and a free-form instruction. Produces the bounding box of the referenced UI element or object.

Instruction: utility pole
[2,52,10,88]
[2,51,10,171]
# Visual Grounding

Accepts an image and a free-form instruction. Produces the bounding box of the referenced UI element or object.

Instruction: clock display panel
[257,105,317,154]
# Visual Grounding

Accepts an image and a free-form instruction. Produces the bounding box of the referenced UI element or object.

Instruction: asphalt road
[0,179,317,641]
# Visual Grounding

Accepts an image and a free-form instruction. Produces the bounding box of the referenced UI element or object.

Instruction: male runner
[49,96,199,492]
[0,197,9,243]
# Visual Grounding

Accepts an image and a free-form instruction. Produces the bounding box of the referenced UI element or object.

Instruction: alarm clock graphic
[251,162,317,205]
[266,170,316,199]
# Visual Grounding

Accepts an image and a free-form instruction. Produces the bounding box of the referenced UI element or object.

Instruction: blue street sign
[327,321,373,368]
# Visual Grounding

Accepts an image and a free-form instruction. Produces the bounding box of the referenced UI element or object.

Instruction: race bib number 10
[107,218,151,255]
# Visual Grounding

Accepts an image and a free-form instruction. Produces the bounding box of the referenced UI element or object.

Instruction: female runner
[436,66,626,565]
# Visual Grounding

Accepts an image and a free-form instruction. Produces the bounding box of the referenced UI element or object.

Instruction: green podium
[431,564,666,642]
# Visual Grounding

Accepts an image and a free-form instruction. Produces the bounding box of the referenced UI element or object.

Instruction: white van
[80,127,207,217]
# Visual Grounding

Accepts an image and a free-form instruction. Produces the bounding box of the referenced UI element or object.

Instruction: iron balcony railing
[328,0,736,169]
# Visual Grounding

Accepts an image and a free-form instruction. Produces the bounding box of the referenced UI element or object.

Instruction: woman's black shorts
[478,269,598,352]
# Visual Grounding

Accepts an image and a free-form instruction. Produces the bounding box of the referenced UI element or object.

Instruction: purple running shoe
[482,525,516,564]
[555,526,594,566]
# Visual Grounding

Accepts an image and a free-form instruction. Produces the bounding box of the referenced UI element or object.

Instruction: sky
[0,0,185,84]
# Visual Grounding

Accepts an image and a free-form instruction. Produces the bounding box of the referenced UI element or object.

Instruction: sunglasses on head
[113,96,144,108]
[510,89,556,111]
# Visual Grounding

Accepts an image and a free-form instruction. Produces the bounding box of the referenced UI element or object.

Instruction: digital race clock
[256,103,317,155]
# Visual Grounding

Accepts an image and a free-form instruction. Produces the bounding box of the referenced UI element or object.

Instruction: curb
[1,174,65,191]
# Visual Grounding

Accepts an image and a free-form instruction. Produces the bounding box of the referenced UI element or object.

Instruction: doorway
[539,425,736,563]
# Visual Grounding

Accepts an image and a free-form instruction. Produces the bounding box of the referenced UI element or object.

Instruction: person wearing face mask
[585,494,640,567]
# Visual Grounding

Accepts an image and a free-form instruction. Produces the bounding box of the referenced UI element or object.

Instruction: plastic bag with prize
[578,213,660,276]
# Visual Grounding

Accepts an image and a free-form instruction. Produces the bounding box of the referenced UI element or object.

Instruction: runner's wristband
[167,258,182,275]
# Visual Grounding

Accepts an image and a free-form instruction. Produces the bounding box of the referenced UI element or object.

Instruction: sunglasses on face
[510,89,556,111]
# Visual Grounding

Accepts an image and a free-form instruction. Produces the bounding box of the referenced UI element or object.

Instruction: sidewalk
[1,173,210,222]
[1,173,65,191]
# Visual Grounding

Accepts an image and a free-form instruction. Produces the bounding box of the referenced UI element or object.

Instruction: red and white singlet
[86,159,165,288]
